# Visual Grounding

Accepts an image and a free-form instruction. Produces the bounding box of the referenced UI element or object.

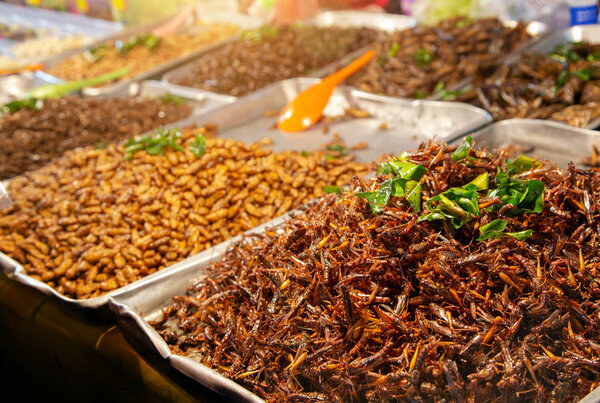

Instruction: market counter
[0,272,217,402]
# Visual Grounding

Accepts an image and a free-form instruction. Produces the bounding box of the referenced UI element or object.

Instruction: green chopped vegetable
[413,48,433,68]
[377,158,427,181]
[325,144,349,156]
[477,219,532,241]
[486,173,545,215]
[587,50,600,61]
[420,186,480,229]
[239,25,278,44]
[387,42,400,58]
[358,178,394,214]
[360,158,427,214]
[1,98,43,114]
[550,43,582,63]
[556,70,570,88]
[466,172,490,191]
[452,136,473,161]
[300,151,312,156]
[116,33,160,55]
[414,89,428,99]
[26,68,129,99]
[573,68,593,82]
[455,17,474,28]
[190,134,206,158]
[505,154,542,175]
[124,128,183,160]
[142,33,160,50]
[404,180,422,212]
[162,93,184,105]
[94,141,108,150]
[323,185,342,194]
[434,81,445,93]
[83,44,107,63]
[439,89,463,100]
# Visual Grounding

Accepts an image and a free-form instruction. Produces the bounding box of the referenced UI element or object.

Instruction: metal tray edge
[39,13,260,97]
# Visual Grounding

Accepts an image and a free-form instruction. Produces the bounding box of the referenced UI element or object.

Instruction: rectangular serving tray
[161,11,416,100]
[457,25,600,129]
[462,118,600,169]
[0,3,122,60]
[35,10,262,97]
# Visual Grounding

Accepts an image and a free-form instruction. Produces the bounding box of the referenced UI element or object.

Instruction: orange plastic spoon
[277,49,375,133]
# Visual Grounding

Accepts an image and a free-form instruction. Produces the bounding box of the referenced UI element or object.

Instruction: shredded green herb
[420,186,481,229]
[325,143,349,156]
[239,25,278,44]
[505,154,542,175]
[477,219,532,241]
[190,134,206,158]
[94,140,108,150]
[452,136,473,161]
[1,98,43,114]
[162,93,184,105]
[413,48,433,68]
[323,185,342,194]
[83,44,107,63]
[486,173,545,215]
[573,68,593,82]
[387,42,400,58]
[414,89,428,99]
[439,89,463,101]
[124,128,183,160]
[556,70,570,88]
[550,43,582,63]
[359,157,427,214]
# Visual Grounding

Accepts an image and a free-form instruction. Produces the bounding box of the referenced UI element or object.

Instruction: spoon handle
[322,49,376,87]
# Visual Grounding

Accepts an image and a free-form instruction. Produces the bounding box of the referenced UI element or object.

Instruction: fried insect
[154,140,600,402]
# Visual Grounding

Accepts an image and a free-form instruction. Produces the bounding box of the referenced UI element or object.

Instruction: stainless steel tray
[0,75,230,117]
[429,19,550,101]
[109,214,291,403]
[132,80,234,115]
[36,10,262,97]
[0,80,232,321]
[459,119,600,170]
[0,3,122,59]
[0,76,489,321]
[0,71,57,104]
[510,25,600,129]
[162,13,416,100]
[157,77,492,163]
[456,25,600,129]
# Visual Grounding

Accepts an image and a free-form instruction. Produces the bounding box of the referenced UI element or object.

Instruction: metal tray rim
[161,12,416,99]
[38,11,262,97]
[470,118,600,136]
